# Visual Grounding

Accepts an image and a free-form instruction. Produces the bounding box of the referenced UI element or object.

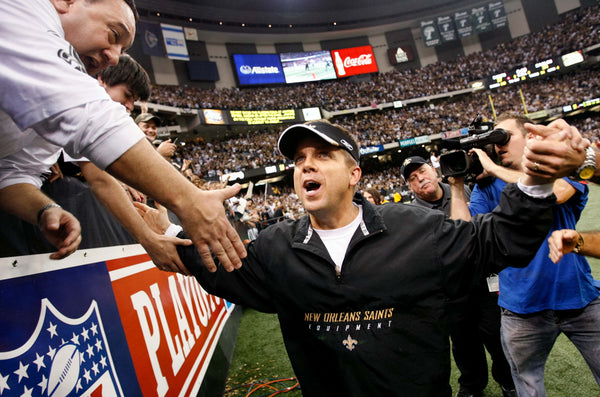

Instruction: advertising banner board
[0,246,234,397]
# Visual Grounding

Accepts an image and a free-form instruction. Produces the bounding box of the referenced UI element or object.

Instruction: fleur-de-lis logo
[342,335,358,351]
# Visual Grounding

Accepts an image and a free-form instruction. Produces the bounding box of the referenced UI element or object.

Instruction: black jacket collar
[292,193,387,247]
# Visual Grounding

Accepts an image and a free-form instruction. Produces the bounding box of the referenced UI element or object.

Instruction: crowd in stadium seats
[150,4,600,209]
[149,5,599,112]
[170,73,600,223]
[170,66,600,179]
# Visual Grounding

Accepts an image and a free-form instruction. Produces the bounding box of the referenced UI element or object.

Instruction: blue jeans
[500,297,600,397]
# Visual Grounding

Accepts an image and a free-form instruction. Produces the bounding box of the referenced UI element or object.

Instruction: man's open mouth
[304,180,321,192]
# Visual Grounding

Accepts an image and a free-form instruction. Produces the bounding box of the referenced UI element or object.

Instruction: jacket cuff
[517,179,554,198]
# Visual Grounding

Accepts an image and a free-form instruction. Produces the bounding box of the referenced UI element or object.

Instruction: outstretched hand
[179,184,247,272]
[105,141,246,273]
[523,119,589,180]
[39,206,82,259]
[133,201,172,234]
[133,185,246,275]
[133,201,193,274]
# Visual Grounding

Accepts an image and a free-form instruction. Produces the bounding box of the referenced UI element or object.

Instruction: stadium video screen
[232,54,286,86]
[280,50,337,84]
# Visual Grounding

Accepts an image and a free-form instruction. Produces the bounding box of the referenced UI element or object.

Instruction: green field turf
[226,183,600,396]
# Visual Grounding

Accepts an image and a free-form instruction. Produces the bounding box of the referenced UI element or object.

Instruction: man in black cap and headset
[136,119,563,396]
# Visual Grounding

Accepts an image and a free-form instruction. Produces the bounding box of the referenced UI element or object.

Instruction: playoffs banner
[109,254,231,397]
[0,247,233,397]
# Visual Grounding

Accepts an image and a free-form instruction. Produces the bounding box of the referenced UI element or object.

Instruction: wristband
[37,203,61,225]
[165,224,183,237]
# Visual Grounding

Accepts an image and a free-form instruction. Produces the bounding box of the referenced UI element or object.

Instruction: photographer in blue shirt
[449,115,600,396]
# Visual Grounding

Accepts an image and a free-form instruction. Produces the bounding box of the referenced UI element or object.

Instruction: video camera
[439,115,510,180]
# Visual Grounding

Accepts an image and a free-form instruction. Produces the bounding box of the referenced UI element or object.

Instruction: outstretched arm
[134,201,275,312]
[106,139,247,272]
[79,161,192,274]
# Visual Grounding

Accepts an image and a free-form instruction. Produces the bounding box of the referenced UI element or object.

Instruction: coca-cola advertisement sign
[331,45,378,78]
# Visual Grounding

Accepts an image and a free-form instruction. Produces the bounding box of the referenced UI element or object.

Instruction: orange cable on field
[265,380,299,396]
[247,383,278,395]
[243,377,299,397]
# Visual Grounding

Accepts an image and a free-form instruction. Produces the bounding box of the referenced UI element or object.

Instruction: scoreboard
[200,107,322,126]
[486,51,584,89]
[229,109,297,125]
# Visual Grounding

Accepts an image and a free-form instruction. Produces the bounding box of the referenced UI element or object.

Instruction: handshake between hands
[522,119,590,184]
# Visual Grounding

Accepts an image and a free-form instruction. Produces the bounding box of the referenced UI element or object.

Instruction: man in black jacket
[138,120,560,396]
[404,156,515,397]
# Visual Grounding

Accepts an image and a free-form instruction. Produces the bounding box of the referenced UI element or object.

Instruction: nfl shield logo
[0,299,124,396]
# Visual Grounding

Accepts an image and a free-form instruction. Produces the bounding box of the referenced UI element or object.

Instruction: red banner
[331,45,378,77]
[0,242,234,397]
[108,254,231,397]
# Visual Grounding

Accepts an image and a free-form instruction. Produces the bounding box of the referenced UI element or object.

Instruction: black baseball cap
[401,156,428,180]
[278,121,360,163]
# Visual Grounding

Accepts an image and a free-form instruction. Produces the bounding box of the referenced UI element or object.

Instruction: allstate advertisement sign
[233,54,285,86]
[0,246,233,397]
